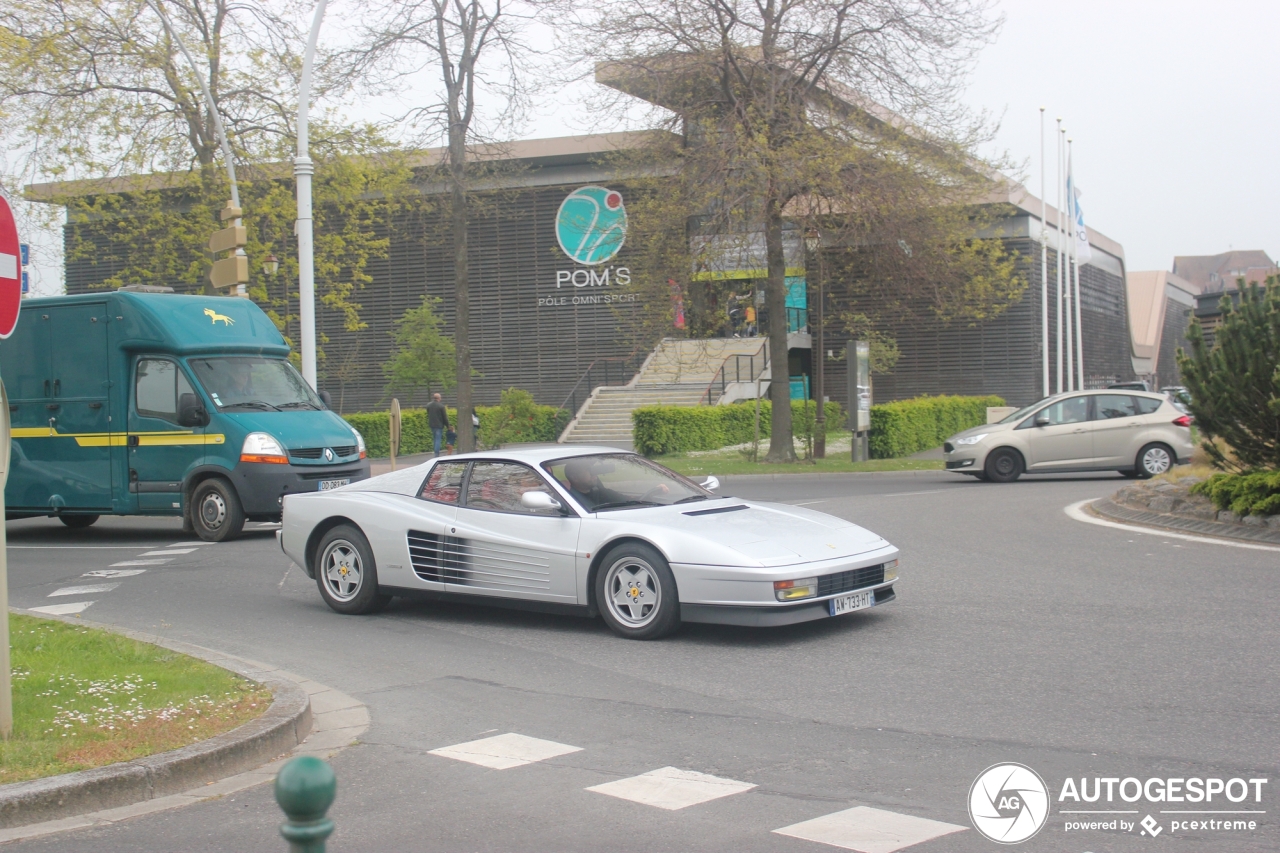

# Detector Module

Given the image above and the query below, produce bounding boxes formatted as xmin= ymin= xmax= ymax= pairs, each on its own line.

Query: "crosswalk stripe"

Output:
xmin=773 ymin=806 xmax=967 ymax=853
xmin=429 ymin=733 xmax=582 ymax=770
xmin=586 ymin=767 xmax=755 ymax=810
xmin=140 ymin=549 xmax=197 ymax=556
xmin=49 ymin=583 xmax=119 ymax=597
xmin=110 ymin=559 xmax=171 ymax=567
xmin=30 ymin=602 xmax=95 ymax=616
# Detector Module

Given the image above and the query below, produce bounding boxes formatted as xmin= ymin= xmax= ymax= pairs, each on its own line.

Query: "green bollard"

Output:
xmin=275 ymin=755 xmax=336 ymax=853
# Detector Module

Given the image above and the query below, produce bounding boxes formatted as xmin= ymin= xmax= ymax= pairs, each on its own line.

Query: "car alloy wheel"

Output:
xmin=1138 ymin=443 xmax=1173 ymax=478
xmin=320 ymin=539 xmax=364 ymax=602
xmin=604 ymin=555 xmax=662 ymax=629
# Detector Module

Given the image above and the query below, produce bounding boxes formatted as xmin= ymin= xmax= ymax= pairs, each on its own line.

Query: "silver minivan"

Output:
xmin=942 ymin=390 xmax=1195 ymax=482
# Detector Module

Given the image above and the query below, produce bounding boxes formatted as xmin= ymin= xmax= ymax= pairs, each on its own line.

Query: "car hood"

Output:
xmin=948 ymin=420 xmax=1013 ymax=443
xmin=612 ymin=499 xmax=891 ymax=566
xmin=218 ymin=409 xmax=360 ymax=450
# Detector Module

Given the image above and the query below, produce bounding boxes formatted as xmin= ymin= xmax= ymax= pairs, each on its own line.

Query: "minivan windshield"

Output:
xmin=543 ymin=453 xmax=712 ymax=512
xmin=997 ymin=396 xmax=1062 ymax=425
xmin=189 ymin=357 xmax=322 ymax=412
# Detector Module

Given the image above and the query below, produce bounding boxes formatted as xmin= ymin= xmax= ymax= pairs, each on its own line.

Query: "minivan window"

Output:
xmin=190 ymin=357 xmax=321 ymax=412
xmin=1134 ymin=396 xmax=1163 ymax=415
xmin=136 ymin=359 xmax=195 ymax=422
xmin=1017 ymin=395 xmax=1089 ymax=429
xmin=1094 ymin=394 xmax=1139 ymax=420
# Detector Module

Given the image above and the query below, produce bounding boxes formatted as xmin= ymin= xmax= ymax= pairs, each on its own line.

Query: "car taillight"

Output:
xmin=1172 ymin=415 xmax=1193 ymax=427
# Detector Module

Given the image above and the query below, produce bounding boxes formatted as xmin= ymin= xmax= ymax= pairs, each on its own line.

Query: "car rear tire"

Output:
xmin=313 ymin=524 xmax=391 ymax=615
xmin=191 ymin=478 xmax=246 ymax=542
xmin=595 ymin=542 xmax=680 ymax=640
xmin=1135 ymin=443 xmax=1174 ymax=479
xmin=984 ymin=448 xmax=1024 ymax=483
xmin=59 ymin=514 xmax=99 ymax=529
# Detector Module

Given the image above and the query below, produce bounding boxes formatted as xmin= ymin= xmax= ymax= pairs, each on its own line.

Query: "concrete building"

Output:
xmin=1124 ymin=271 xmax=1197 ymax=389
xmin=1173 ymin=250 xmax=1276 ymax=293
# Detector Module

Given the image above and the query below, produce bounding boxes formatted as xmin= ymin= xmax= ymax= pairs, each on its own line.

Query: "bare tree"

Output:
xmin=351 ymin=0 xmax=543 ymax=452
xmin=571 ymin=0 xmax=1002 ymax=461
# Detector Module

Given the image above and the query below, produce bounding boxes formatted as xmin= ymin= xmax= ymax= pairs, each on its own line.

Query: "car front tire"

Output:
xmin=595 ymin=542 xmax=680 ymax=640
xmin=1135 ymin=443 xmax=1174 ymax=479
xmin=191 ymin=478 xmax=246 ymax=542
xmin=313 ymin=524 xmax=391 ymax=615
xmin=984 ymin=448 xmax=1024 ymax=483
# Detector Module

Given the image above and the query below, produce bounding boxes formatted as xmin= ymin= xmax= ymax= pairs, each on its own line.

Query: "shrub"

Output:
xmin=632 ymin=401 xmax=845 ymax=456
xmin=1190 ymin=471 xmax=1280 ymax=517
xmin=868 ymin=394 xmax=1005 ymax=458
xmin=345 ymin=394 xmax=568 ymax=457
xmin=1177 ymin=279 xmax=1280 ymax=471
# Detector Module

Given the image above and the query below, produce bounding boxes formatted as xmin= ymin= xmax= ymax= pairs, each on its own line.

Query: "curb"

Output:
xmin=0 ymin=614 xmax=369 ymax=842
xmin=717 ymin=469 xmax=944 ymax=483
xmin=1090 ymin=498 xmax=1280 ymax=545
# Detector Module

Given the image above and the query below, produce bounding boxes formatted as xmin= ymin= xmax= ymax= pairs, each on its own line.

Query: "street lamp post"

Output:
xmin=295 ymin=0 xmax=328 ymax=391
xmin=804 ymin=227 xmax=825 ymax=460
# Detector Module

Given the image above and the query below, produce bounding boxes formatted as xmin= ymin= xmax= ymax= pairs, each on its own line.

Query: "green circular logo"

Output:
xmin=556 ymin=186 xmax=627 ymax=266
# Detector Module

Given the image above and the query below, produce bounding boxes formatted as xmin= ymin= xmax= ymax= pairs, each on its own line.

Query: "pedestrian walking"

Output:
xmin=427 ymin=393 xmax=450 ymax=457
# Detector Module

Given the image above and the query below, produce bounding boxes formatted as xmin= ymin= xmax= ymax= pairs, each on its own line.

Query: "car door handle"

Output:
xmin=88 ymin=402 xmax=102 ymax=409
xmin=128 ymin=435 xmax=140 ymax=447
xmin=45 ymin=403 xmax=60 ymax=411
xmin=53 ymin=379 xmax=60 ymax=397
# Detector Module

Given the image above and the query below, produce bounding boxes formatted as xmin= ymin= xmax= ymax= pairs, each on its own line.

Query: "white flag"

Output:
xmin=1067 ymin=159 xmax=1092 ymax=263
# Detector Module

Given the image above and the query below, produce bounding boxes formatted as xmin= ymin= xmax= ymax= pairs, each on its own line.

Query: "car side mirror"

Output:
xmin=520 ymin=491 xmax=563 ymax=512
xmin=1034 ymin=414 xmax=1051 ymax=427
xmin=177 ymin=392 xmax=209 ymax=427
xmin=700 ymin=475 xmax=720 ymax=491
xmin=318 ymin=389 xmax=333 ymax=410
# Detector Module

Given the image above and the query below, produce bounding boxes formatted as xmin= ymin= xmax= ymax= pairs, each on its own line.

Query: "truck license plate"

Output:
xmin=829 ymin=589 xmax=875 ymax=617
xmin=318 ymin=478 xmax=350 ymax=491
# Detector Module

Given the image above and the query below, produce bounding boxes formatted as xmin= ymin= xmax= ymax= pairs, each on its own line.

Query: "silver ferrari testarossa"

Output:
xmin=278 ymin=446 xmax=899 ymax=639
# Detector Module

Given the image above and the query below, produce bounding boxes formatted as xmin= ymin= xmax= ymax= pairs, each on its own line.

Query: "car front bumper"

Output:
xmin=232 ymin=458 xmax=371 ymax=517
xmin=681 ymin=583 xmax=897 ymax=626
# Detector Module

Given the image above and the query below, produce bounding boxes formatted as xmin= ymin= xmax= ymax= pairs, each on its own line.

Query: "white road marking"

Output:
xmin=428 ymin=733 xmax=582 ymax=770
xmin=140 ymin=548 xmax=198 ymax=556
xmin=168 ymin=542 xmax=209 ymax=547
xmin=773 ymin=806 xmax=966 ymax=853
xmin=83 ymin=569 xmax=147 ymax=578
xmin=50 ymin=583 xmax=120 ymax=597
xmin=278 ymin=565 xmax=291 ymax=590
xmin=1065 ymin=499 xmax=1280 ymax=552
xmin=787 ymin=499 xmax=829 ymax=506
xmin=880 ymin=489 xmax=949 ymax=497
xmin=8 ymin=546 xmax=155 ymax=550
xmin=586 ymin=767 xmax=756 ymax=810
xmin=110 ymin=559 xmax=171 ymax=567
xmin=29 ymin=602 xmax=95 ymax=616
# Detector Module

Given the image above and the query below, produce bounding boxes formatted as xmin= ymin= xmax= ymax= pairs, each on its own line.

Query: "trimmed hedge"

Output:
xmin=633 ymin=401 xmax=846 ymax=456
xmin=868 ymin=394 xmax=1005 ymax=458
xmin=1191 ymin=471 xmax=1280 ymax=517
xmin=345 ymin=400 xmax=569 ymax=458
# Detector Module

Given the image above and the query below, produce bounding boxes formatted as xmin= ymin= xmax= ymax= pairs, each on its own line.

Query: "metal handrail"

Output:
xmin=700 ymin=340 xmax=769 ymax=405
xmin=558 ymin=351 xmax=645 ymax=417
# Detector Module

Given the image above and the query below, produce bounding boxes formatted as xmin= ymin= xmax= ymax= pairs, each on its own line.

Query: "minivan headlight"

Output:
xmin=352 ymin=429 xmax=367 ymax=459
xmin=953 ymin=433 xmax=988 ymax=446
xmin=774 ymin=577 xmax=818 ymax=601
xmin=241 ymin=432 xmax=288 ymax=464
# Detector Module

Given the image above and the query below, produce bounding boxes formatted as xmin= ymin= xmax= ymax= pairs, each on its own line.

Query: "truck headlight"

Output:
xmin=883 ymin=558 xmax=899 ymax=582
xmin=352 ymin=429 xmax=366 ymax=459
xmin=241 ymin=432 xmax=289 ymax=464
xmin=774 ymin=577 xmax=818 ymax=601
xmin=953 ymin=433 xmax=988 ymax=446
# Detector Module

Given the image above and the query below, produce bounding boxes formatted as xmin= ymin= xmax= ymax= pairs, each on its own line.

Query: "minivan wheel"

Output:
xmin=191 ymin=478 xmax=246 ymax=542
xmin=595 ymin=542 xmax=680 ymax=640
xmin=59 ymin=514 xmax=99 ymax=529
xmin=1135 ymin=443 xmax=1174 ymax=479
xmin=984 ymin=448 xmax=1024 ymax=483
xmin=313 ymin=525 xmax=391 ymax=615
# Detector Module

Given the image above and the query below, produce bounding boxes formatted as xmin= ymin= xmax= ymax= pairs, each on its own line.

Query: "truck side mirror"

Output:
xmin=318 ymin=389 xmax=333 ymax=410
xmin=177 ymin=392 xmax=209 ymax=427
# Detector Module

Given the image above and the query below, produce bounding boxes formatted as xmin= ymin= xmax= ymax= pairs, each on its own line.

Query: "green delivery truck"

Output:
xmin=0 ymin=289 xmax=370 ymax=540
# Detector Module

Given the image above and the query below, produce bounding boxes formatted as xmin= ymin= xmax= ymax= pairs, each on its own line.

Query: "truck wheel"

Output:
xmin=60 ymin=515 xmax=99 ymax=529
xmin=191 ymin=478 xmax=246 ymax=542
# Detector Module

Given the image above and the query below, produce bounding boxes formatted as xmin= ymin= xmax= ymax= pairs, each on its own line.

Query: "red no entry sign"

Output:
xmin=0 ymin=195 xmax=20 ymax=339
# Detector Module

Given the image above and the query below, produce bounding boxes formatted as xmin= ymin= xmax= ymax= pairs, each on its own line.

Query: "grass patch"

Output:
xmin=0 ymin=615 xmax=272 ymax=785
xmin=657 ymin=453 xmax=942 ymax=477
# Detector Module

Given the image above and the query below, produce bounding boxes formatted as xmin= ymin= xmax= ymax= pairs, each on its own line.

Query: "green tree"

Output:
xmin=1177 ymin=279 xmax=1280 ymax=472
xmin=383 ymin=296 xmax=458 ymax=400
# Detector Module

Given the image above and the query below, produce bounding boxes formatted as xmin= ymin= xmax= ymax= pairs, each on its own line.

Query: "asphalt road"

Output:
xmin=3 ymin=470 xmax=1277 ymax=852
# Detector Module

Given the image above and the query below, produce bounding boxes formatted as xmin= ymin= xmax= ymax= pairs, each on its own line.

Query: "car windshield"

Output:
xmin=543 ymin=453 xmax=712 ymax=512
xmin=189 ymin=357 xmax=322 ymax=412
xmin=997 ymin=397 xmax=1061 ymax=425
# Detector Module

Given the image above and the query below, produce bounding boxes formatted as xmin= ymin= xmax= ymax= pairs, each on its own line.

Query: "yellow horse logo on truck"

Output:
xmin=204 ymin=308 xmax=235 ymax=326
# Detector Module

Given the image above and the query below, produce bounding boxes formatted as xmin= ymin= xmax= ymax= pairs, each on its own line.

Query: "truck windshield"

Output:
xmin=189 ymin=357 xmax=322 ymax=412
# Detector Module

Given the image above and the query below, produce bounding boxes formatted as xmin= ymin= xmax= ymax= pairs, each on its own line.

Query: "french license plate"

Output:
xmin=829 ymin=589 xmax=875 ymax=616
xmin=318 ymin=478 xmax=350 ymax=491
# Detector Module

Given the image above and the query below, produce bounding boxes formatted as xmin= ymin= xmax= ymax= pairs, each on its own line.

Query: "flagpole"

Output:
xmin=1072 ymin=141 xmax=1086 ymax=390
xmin=1055 ymin=118 xmax=1064 ymax=395
xmin=1064 ymin=134 xmax=1075 ymax=392
xmin=1040 ymin=108 xmax=1049 ymax=399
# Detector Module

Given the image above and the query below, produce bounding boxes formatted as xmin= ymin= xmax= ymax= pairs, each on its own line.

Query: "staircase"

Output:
xmin=560 ymin=338 xmax=769 ymax=448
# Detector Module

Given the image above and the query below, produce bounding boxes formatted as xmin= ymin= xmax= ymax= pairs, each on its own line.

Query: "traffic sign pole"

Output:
xmin=0 ymin=194 xmax=18 ymax=739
